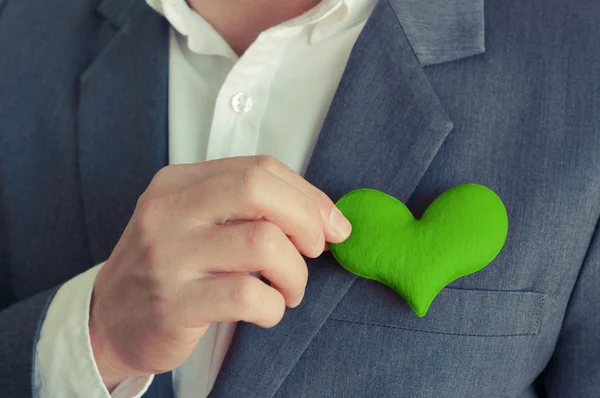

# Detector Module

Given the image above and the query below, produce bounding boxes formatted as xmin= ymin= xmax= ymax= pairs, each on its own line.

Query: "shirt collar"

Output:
xmin=282 ymin=0 xmax=347 ymax=28
xmin=146 ymin=0 xmax=353 ymax=56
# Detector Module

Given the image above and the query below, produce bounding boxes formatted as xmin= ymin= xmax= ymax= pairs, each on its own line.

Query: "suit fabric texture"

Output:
xmin=0 ymin=0 xmax=599 ymax=396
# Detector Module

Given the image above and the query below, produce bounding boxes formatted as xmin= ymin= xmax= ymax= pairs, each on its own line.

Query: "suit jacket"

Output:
xmin=0 ymin=0 xmax=599 ymax=396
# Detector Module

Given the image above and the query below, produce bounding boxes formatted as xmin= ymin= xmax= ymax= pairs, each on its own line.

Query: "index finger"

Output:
xmin=152 ymin=156 xmax=352 ymax=243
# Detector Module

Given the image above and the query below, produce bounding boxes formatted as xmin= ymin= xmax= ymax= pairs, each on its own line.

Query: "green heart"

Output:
xmin=329 ymin=184 xmax=508 ymax=317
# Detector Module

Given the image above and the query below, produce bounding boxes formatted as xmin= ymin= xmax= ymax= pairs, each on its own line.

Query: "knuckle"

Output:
xmin=141 ymin=237 xmax=165 ymax=269
xmin=241 ymin=155 xmax=280 ymax=195
xmin=230 ymin=277 xmax=259 ymax=311
xmin=306 ymin=199 xmax=322 ymax=225
xmin=148 ymin=290 xmax=173 ymax=328
xmin=246 ymin=222 xmax=279 ymax=259
xmin=134 ymin=198 xmax=159 ymax=235
xmin=254 ymin=155 xmax=280 ymax=171
xmin=302 ymin=200 xmax=324 ymax=248
xmin=134 ymin=194 xmax=176 ymax=235
xmin=152 ymin=165 xmax=172 ymax=184
xmin=241 ymin=163 xmax=264 ymax=199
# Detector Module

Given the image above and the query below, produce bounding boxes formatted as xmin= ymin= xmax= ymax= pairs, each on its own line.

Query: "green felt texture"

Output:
xmin=329 ymin=184 xmax=508 ymax=318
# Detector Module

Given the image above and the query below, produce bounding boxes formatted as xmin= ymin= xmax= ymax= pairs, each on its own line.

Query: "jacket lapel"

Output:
xmin=78 ymin=0 xmax=170 ymax=263
xmin=211 ymin=0 xmax=484 ymax=396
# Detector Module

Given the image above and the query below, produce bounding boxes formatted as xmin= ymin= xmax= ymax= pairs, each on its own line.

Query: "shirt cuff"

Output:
xmin=34 ymin=263 xmax=154 ymax=398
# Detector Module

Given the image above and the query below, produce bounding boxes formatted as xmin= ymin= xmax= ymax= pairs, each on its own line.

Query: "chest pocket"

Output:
xmin=276 ymin=279 xmax=547 ymax=397
xmin=329 ymin=279 xmax=546 ymax=337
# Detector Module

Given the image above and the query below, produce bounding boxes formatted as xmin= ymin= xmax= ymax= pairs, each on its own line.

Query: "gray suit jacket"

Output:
xmin=0 ymin=0 xmax=599 ymax=396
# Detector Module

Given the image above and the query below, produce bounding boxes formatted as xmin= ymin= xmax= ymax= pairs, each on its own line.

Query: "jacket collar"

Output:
xmin=389 ymin=0 xmax=485 ymax=65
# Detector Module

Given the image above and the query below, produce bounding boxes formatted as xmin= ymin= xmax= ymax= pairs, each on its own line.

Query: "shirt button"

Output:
xmin=231 ymin=93 xmax=253 ymax=113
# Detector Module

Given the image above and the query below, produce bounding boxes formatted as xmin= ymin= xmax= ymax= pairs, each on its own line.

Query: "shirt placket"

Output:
xmin=205 ymin=27 xmax=301 ymax=161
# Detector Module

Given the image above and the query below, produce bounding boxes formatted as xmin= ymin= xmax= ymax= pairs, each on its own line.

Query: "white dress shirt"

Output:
xmin=34 ymin=0 xmax=377 ymax=396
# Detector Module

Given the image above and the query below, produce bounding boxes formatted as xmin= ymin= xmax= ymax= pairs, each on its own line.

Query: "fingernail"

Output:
xmin=329 ymin=207 xmax=352 ymax=240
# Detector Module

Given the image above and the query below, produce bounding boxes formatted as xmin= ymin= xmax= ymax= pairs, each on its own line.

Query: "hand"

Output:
xmin=89 ymin=156 xmax=352 ymax=389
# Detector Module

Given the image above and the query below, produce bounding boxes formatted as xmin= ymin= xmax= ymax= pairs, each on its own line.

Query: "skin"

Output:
xmin=90 ymin=155 xmax=352 ymax=389
xmin=186 ymin=0 xmax=323 ymax=54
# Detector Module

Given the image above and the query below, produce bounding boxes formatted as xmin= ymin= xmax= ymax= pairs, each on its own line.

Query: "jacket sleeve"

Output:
xmin=0 ymin=287 xmax=58 ymax=397
xmin=541 ymin=218 xmax=600 ymax=396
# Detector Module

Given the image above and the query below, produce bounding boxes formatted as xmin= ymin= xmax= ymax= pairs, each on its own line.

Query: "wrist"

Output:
xmin=89 ymin=321 xmax=129 ymax=391
xmin=89 ymin=296 xmax=129 ymax=391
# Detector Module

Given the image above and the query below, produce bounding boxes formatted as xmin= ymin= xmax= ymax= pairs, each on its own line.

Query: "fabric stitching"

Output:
xmin=327 ymin=317 xmax=539 ymax=337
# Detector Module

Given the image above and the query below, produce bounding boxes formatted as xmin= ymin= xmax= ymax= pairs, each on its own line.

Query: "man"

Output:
xmin=0 ymin=0 xmax=598 ymax=396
